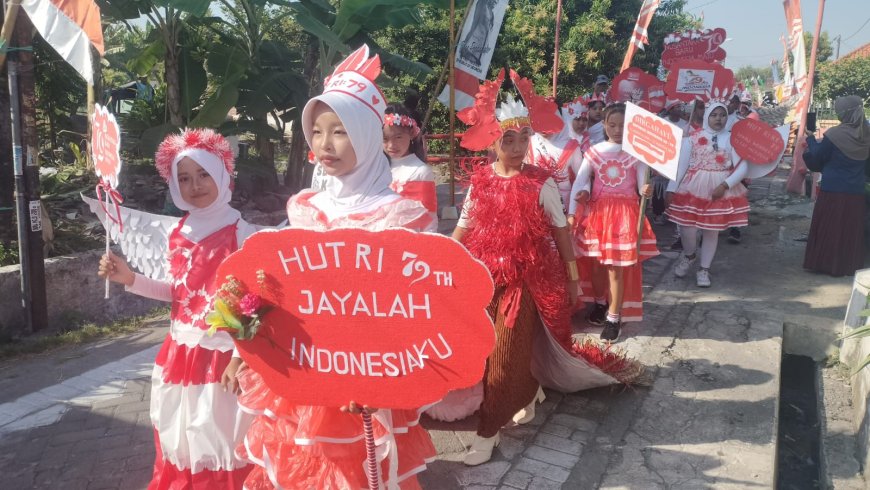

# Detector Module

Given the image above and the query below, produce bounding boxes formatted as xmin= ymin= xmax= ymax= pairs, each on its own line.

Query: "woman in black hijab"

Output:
xmin=803 ymin=95 xmax=870 ymax=276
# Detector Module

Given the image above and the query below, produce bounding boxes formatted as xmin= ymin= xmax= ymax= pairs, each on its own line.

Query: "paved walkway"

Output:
xmin=0 ymin=171 xmax=856 ymax=489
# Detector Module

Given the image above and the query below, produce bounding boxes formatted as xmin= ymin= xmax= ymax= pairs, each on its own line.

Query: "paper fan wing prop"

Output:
xmin=509 ymin=69 xmax=563 ymax=135
xmin=458 ymin=69 xmax=505 ymax=151
xmin=82 ymin=194 xmax=180 ymax=281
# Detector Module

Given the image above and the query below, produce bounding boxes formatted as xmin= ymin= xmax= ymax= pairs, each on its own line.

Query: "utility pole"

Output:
xmin=8 ymin=11 xmax=47 ymax=332
xmin=833 ymin=34 xmax=841 ymax=59
xmin=0 ymin=3 xmax=14 ymax=244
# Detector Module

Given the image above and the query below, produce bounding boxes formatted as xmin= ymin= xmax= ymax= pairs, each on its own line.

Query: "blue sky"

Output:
xmin=681 ymin=0 xmax=870 ymax=69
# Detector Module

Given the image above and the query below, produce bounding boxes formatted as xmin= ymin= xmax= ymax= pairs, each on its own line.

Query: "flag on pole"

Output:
xmin=782 ymin=0 xmax=807 ymax=108
xmin=439 ymin=0 xmax=509 ymax=110
xmin=620 ymin=0 xmax=661 ymax=72
xmin=19 ymin=0 xmax=104 ymax=84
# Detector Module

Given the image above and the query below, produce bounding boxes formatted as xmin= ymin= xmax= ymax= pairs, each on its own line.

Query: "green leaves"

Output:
xmin=816 ymin=57 xmax=870 ymax=108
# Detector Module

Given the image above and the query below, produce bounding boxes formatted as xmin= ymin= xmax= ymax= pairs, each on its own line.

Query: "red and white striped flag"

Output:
xmin=620 ymin=0 xmax=661 ymax=72
xmin=20 ymin=0 xmax=104 ymax=84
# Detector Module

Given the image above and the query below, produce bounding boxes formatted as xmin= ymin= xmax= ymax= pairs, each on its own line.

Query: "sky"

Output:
xmin=681 ymin=0 xmax=870 ymax=69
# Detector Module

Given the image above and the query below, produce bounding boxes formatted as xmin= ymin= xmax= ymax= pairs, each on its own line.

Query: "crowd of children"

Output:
xmin=98 ymin=45 xmax=767 ymax=487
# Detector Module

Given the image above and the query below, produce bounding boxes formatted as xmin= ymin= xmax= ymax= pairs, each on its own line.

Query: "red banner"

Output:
xmin=661 ymin=28 xmax=727 ymax=69
xmin=610 ymin=68 xmax=666 ymax=113
xmin=217 ymin=228 xmax=496 ymax=409
xmin=731 ymin=119 xmax=786 ymax=164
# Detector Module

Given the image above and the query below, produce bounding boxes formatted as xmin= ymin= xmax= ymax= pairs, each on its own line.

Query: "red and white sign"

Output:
xmin=732 ymin=119 xmax=786 ymax=164
xmin=623 ymin=102 xmax=682 ymax=180
xmin=664 ymin=60 xmax=734 ymax=103
xmin=661 ymin=28 xmax=727 ymax=69
xmin=219 ymin=228 xmax=496 ymax=409
xmin=91 ymin=104 xmax=122 ymax=188
xmin=610 ymin=68 xmax=666 ymax=113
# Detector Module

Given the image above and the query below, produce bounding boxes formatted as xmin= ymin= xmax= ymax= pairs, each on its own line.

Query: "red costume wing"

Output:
xmin=509 ymin=70 xmax=564 ymax=135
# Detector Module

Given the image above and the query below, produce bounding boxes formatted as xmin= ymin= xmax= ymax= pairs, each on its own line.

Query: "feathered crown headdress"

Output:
xmin=585 ymin=91 xmax=608 ymax=107
xmin=704 ymin=86 xmax=733 ymax=106
xmin=155 ymin=128 xmax=234 ymax=183
xmin=563 ymin=96 xmax=588 ymax=119
xmin=322 ymin=45 xmax=386 ymax=121
xmin=458 ymin=68 xmax=564 ymax=151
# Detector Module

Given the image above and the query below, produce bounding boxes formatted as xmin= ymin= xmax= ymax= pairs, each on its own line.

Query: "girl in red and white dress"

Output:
xmin=528 ymin=105 xmax=584 ymax=211
xmin=666 ymin=101 xmax=749 ymax=288
xmin=383 ymin=102 xmax=438 ymax=216
xmin=569 ymin=104 xmax=657 ymax=342
xmin=99 ymin=129 xmax=256 ymax=489
xmin=234 ymin=45 xmax=437 ymax=490
xmin=564 ymin=96 xmax=592 ymax=155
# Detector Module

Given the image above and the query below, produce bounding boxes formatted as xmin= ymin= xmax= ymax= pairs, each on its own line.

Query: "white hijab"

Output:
xmin=168 ymin=148 xmax=241 ymax=242
xmin=702 ymin=101 xmax=729 ymax=137
xmin=302 ymin=91 xmax=399 ymax=221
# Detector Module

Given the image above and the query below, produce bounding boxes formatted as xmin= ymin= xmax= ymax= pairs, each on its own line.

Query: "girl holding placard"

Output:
xmin=568 ymin=103 xmax=657 ymax=341
xmin=98 ymin=128 xmax=257 ymax=489
xmin=666 ymin=101 xmax=750 ymax=287
xmin=232 ymin=46 xmax=438 ymax=489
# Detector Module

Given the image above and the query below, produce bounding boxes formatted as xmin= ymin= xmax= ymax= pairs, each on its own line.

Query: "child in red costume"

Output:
xmin=99 ymin=129 xmax=256 ymax=489
xmin=233 ymin=46 xmax=437 ymax=490
xmin=452 ymin=70 xmax=644 ymax=467
xmin=569 ymin=104 xmax=658 ymax=341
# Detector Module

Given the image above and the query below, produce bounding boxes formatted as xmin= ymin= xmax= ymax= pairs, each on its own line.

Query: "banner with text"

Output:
xmin=623 ymin=102 xmax=682 ymax=181
xmin=216 ymin=228 xmax=497 ymax=409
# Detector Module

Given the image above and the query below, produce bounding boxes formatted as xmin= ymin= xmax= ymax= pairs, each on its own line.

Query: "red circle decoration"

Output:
xmin=661 ymin=28 xmax=728 ymax=70
xmin=217 ymin=227 xmax=496 ymax=409
xmin=731 ymin=119 xmax=785 ymax=164
xmin=91 ymin=104 xmax=122 ymax=188
xmin=610 ymin=68 xmax=666 ymax=113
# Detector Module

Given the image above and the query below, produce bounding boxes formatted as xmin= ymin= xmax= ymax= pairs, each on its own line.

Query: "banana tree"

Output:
xmin=98 ymin=0 xmax=211 ymax=127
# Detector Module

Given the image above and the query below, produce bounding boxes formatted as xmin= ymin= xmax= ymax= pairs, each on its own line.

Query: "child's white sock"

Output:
xmin=606 ymin=312 xmax=620 ymax=323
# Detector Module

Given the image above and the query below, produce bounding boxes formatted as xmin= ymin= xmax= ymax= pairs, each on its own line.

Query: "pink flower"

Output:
xmin=697 ymin=136 xmax=708 ymax=146
xmin=715 ymin=154 xmax=726 ymax=164
xmin=240 ymin=293 xmax=262 ymax=316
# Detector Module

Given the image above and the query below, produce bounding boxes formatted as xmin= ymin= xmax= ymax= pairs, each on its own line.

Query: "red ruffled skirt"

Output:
xmin=236 ymin=369 xmax=436 ymax=489
xmin=574 ymin=195 xmax=658 ymax=266
xmin=667 ymin=168 xmax=749 ymax=230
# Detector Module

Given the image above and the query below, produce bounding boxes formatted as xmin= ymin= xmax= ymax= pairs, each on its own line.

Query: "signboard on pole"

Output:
xmin=661 ymin=28 xmax=727 ymax=69
xmin=213 ymin=228 xmax=497 ymax=409
xmin=623 ymin=102 xmax=682 ymax=180
xmin=610 ymin=67 xmax=666 ymax=113
xmin=664 ymin=60 xmax=734 ymax=103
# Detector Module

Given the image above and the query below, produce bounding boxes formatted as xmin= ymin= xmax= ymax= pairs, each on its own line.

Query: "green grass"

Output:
xmin=0 ymin=307 xmax=169 ymax=361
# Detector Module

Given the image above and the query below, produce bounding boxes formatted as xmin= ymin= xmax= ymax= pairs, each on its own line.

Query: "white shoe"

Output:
xmin=674 ymin=254 xmax=697 ymax=278
xmin=696 ymin=268 xmax=711 ymax=287
xmin=464 ymin=433 xmax=501 ymax=466
xmin=512 ymin=387 xmax=546 ymax=424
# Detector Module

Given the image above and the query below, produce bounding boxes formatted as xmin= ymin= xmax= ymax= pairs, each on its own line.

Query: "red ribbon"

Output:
xmin=499 ymin=285 xmax=524 ymax=329
xmin=96 ymin=181 xmax=124 ymax=233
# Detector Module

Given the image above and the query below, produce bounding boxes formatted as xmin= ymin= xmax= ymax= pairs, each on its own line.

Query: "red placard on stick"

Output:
xmin=610 ymin=68 xmax=666 ymax=113
xmin=664 ymin=60 xmax=734 ymax=103
xmin=623 ymin=102 xmax=683 ymax=181
xmin=731 ymin=119 xmax=785 ymax=164
xmin=661 ymin=28 xmax=727 ymax=70
xmin=216 ymin=228 xmax=496 ymax=410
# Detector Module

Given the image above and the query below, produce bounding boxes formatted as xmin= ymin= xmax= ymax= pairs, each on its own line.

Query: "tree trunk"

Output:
xmin=162 ymin=13 xmax=183 ymax=128
xmin=284 ymin=38 xmax=320 ymax=192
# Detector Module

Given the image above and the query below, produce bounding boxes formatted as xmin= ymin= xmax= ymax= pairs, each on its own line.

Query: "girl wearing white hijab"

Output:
xmin=233 ymin=45 xmax=437 ymax=490
xmin=99 ymin=128 xmax=257 ymax=489
xmin=666 ymin=101 xmax=750 ymax=287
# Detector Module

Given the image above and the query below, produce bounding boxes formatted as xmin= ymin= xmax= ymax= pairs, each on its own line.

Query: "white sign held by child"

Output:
xmin=622 ymin=102 xmax=683 ymax=181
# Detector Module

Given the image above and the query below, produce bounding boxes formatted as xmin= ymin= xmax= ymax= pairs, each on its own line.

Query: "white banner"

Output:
xmin=623 ymin=102 xmax=683 ymax=181
xmin=439 ymin=0 xmax=510 ymax=110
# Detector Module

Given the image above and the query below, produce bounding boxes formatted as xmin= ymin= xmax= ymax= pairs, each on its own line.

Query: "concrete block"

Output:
xmin=456 ymin=461 xmax=510 ymax=486
xmin=502 ymin=470 xmax=533 ymax=489
xmin=523 ymin=444 xmax=580 ymax=469
xmin=533 ymin=432 xmax=585 ymax=456
xmin=514 ymin=457 xmax=570 ymax=483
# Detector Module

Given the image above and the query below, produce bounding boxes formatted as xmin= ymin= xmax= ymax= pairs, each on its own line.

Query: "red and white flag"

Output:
xmin=439 ymin=0 xmax=509 ymax=110
xmin=620 ymin=0 xmax=661 ymax=72
xmin=20 ymin=0 xmax=104 ymax=84
xmin=782 ymin=0 xmax=807 ymax=108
